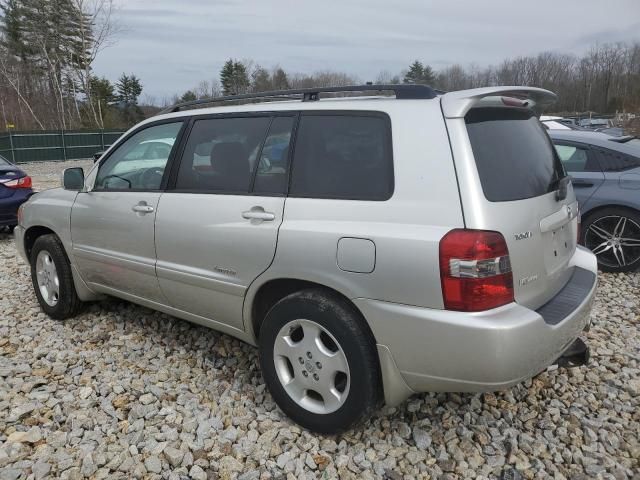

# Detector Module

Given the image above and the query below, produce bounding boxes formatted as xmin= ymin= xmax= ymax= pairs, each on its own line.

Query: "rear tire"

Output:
xmin=582 ymin=207 xmax=640 ymax=273
xmin=258 ymin=288 xmax=381 ymax=433
xmin=30 ymin=234 xmax=83 ymax=319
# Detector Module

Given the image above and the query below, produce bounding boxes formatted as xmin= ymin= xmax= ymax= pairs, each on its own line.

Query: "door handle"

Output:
xmin=572 ymin=180 xmax=593 ymax=188
xmin=132 ymin=204 xmax=154 ymax=214
xmin=242 ymin=207 xmax=275 ymax=221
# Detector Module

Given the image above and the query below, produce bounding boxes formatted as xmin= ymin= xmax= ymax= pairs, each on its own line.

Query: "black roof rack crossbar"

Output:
xmin=159 ymin=84 xmax=438 ymax=114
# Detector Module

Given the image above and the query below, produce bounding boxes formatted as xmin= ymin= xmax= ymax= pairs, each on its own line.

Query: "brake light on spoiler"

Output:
xmin=439 ymin=229 xmax=514 ymax=312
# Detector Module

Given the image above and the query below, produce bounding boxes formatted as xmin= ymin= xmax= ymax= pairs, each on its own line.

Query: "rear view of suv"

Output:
xmin=15 ymin=84 xmax=597 ymax=433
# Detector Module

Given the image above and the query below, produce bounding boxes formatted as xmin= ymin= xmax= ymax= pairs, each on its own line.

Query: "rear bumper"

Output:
xmin=356 ymin=246 xmax=597 ymax=397
xmin=0 ymin=190 xmax=32 ymax=226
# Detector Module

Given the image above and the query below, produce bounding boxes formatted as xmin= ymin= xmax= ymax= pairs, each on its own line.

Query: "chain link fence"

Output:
xmin=0 ymin=130 xmax=125 ymax=163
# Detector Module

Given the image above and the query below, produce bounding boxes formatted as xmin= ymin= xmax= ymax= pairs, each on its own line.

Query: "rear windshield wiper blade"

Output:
xmin=550 ymin=175 xmax=570 ymax=201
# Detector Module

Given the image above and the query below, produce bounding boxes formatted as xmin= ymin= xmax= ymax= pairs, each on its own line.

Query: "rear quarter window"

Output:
xmin=289 ymin=113 xmax=393 ymax=200
xmin=596 ymin=148 xmax=640 ymax=172
xmin=466 ymin=108 xmax=564 ymax=202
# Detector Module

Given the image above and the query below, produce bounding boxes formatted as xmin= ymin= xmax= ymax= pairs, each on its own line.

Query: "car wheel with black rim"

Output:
xmin=30 ymin=234 xmax=83 ymax=319
xmin=258 ymin=288 xmax=381 ymax=433
xmin=582 ymin=207 xmax=640 ymax=273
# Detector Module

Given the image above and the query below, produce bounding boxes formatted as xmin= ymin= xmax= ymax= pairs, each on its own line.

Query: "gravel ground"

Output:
xmin=0 ymin=161 xmax=639 ymax=480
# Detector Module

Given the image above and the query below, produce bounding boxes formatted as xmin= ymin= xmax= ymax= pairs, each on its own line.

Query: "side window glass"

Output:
xmin=175 ymin=117 xmax=271 ymax=193
xmin=95 ymin=122 xmax=182 ymax=190
xmin=252 ymin=116 xmax=295 ymax=194
xmin=554 ymin=145 xmax=589 ymax=172
xmin=289 ymin=114 xmax=393 ymax=200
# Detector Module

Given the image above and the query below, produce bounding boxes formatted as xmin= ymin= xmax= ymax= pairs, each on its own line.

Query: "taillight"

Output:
xmin=439 ymin=229 xmax=514 ymax=312
xmin=3 ymin=176 xmax=32 ymax=189
xmin=576 ymin=205 xmax=582 ymax=245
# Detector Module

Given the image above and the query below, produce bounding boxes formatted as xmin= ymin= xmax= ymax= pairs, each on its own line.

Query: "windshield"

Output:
xmin=466 ymin=107 xmax=565 ymax=202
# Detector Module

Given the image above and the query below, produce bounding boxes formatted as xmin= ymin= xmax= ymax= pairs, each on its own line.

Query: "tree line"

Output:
xmin=0 ymin=0 xmax=145 ymax=131
xmin=172 ymin=42 xmax=639 ymax=116
xmin=0 ymin=0 xmax=638 ymax=132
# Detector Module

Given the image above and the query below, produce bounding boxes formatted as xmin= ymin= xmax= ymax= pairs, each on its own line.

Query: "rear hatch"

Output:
xmin=442 ymin=88 xmax=578 ymax=309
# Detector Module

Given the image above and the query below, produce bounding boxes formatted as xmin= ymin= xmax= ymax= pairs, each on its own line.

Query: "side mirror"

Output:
xmin=62 ymin=167 xmax=85 ymax=191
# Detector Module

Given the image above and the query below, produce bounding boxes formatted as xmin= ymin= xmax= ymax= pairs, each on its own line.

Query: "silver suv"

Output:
xmin=15 ymin=85 xmax=597 ymax=433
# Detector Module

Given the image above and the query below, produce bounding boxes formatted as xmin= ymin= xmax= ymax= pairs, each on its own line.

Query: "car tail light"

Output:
xmin=3 ymin=176 xmax=32 ymax=189
xmin=576 ymin=205 xmax=582 ymax=245
xmin=439 ymin=229 xmax=514 ymax=312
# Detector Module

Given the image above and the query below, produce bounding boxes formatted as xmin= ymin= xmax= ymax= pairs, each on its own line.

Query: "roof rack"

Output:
xmin=159 ymin=84 xmax=439 ymax=114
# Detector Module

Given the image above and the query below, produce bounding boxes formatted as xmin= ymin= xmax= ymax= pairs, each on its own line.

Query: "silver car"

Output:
xmin=15 ymin=85 xmax=597 ymax=433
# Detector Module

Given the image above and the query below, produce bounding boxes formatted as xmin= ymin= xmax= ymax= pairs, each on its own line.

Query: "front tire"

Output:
xmin=30 ymin=234 xmax=83 ymax=319
xmin=582 ymin=207 xmax=640 ymax=273
xmin=258 ymin=289 xmax=381 ymax=433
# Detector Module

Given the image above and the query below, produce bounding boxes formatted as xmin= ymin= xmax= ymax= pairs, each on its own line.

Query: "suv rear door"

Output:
xmin=442 ymin=88 xmax=579 ymax=309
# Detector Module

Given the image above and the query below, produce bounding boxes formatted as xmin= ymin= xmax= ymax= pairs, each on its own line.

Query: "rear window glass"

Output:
xmin=289 ymin=114 xmax=393 ymax=200
xmin=466 ymin=108 xmax=564 ymax=202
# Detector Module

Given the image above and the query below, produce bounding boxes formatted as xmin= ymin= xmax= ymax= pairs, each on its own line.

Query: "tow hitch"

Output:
xmin=552 ymin=337 xmax=590 ymax=369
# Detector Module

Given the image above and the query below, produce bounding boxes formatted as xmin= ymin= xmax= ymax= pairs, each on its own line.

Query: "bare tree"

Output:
xmin=71 ymin=0 xmax=120 ymax=128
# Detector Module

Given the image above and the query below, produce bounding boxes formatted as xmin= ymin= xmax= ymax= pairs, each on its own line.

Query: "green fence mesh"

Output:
xmin=0 ymin=130 xmax=125 ymax=163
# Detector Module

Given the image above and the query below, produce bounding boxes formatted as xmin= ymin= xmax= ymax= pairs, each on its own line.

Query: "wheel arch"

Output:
xmin=23 ymin=224 xmax=103 ymax=302
xmin=23 ymin=225 xmax=57 ymax=259
xmin=246 ymin=276 xmax=414 ymax=407
xmin=247 ymin=277 xmax=375 ymax=343
xmin=581 ymin=203 xmax=640 ymax=223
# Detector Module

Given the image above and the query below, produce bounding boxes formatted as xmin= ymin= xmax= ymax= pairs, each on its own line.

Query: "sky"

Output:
xmin=93 ymin=0 xmax=640 ymax=102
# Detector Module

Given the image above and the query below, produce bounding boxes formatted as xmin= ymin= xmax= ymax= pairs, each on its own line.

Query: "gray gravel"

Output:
xmin=1 ymin=161 xmax=639 ymax=479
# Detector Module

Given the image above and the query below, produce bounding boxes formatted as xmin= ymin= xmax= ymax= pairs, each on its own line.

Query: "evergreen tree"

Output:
xmin=403 ymin=60 xmax=436 ymax=85
xmin=116 ymin=73 xmax=143 ymax=125
xmin=271 ymin=67 xmax=289 ymax=90
xmin=179 ymin=90 xmax=197 ymax=102
xmin=404 ymin=60 xmax=424 ymax=84
xmin=251 ymin=66 xmax=271 ymax=92
xmin=421 ymin=64 xmax=436 ymax=85
xmin=220 ymin=58 xmax=249 ymax=95
xmin=116 ymin=73 xmax=143 ymax=105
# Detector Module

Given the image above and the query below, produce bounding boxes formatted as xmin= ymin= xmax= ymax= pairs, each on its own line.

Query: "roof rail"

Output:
xmin=158 ymin=84 xmax=438 ymax=115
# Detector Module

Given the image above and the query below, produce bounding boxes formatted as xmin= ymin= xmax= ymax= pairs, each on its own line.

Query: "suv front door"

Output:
xmin=154 ymin=114 xmax=295 ymax=330
xmin=71 ymin=121 xmax=184 ymax=302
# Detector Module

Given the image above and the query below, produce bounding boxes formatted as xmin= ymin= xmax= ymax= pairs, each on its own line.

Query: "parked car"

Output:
xmin=539 ymin=116 xmax=585 ymax=131
xmin=549 ymin=130 xmax=640 ymax=272
xmin=0 ymin=154 xmax=33 ymax=231
xmin=579 ymin=118 xmax=613 ymax=129
xmin=15 ymin=85 xmax=597 ymax=433
xmin=540 ymin=115 xmax=571 ymax=130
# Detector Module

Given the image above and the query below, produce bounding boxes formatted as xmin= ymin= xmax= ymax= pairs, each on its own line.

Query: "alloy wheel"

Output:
xmin=273 ymin=319 xmax=350 ymax=414
xmin=584 ymin=215 xmax=640 ymax=269
xmin=35 ymin=250 xmax=60 ymax=306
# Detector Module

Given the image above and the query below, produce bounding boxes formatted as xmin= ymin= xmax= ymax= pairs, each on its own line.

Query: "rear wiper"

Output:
xmin=551 ymin=175 xmax=570 ymax=201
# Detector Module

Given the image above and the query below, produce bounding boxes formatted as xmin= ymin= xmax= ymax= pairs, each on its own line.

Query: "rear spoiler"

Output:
xmin=440 ymin=86 xmax=557 ymax=119
xmin=608 ymin=135 xmax=636 ymax=143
